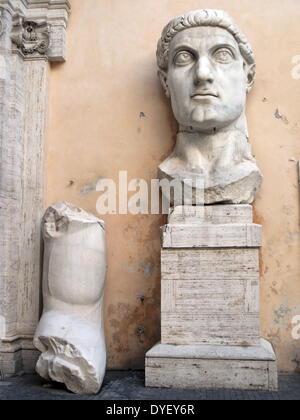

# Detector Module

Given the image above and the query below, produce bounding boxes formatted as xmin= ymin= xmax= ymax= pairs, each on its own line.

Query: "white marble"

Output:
xmin=157 ymin=9 xmax=262 ymax=204
xmin=34 ymin=203 xmax=107 ymax=395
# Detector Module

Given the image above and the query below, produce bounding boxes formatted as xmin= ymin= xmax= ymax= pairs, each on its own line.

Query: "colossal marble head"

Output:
xmin=157 ymin=10 xmax=262 ymax=205
xmin=157 ymin=9 xmax=256 ymax=133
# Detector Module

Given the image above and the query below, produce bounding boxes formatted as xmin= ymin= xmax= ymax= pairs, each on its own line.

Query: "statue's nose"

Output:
xmin=194 ymin=57 xmax=214 ymax=85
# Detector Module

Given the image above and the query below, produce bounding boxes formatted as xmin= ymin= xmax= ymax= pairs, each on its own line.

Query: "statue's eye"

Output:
xmin=174 ymin=51 xmax=194 ymax=66
xmin=213 ymin=49 xmax=234 ymax=63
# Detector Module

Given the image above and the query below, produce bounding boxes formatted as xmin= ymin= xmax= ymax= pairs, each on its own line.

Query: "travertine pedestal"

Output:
xmin=146 ymin=205 xmax=278 ymax=391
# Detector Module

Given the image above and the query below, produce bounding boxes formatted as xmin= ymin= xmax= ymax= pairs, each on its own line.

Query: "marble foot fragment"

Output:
xmin=34 ymin=202 xmax=107 ymax=395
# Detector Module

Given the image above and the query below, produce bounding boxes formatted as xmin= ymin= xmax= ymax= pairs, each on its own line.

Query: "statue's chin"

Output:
xmin=177 ymin=105 xmax=244 ymax=133
xmin=179 ymin=114 xmax=244 ymax=133
xmin=180 ymin=120 xmax=236 ymax=134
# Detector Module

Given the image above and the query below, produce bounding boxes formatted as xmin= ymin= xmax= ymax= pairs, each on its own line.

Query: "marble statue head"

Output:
xmin=157 ymin=9 xmax=256 ymax=133
xmin=157 ymin=9 xmax=262 ymax=205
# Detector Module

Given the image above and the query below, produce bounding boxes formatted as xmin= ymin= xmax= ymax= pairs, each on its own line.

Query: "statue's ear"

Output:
xmin=245 ymin=63 xmax=256 ymax=93
xmin=158 ymin=70 xmax=170 ymax=98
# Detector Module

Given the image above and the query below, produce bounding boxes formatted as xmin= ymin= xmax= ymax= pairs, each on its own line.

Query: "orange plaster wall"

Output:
xmin=46 ymin=0 xmax=300 ymax=372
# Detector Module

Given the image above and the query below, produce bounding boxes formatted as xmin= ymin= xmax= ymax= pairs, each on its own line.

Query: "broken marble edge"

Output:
xmin=43 ymin=201 xmax=105 ymax=229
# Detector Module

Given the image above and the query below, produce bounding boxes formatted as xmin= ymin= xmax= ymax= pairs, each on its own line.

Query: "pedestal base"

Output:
xmin=146 ymin=339 xmax=278 ymax=391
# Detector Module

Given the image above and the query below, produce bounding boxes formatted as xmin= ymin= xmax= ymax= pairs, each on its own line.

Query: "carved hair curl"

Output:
xmin=157 ymin=9 xmax=255 ymax=72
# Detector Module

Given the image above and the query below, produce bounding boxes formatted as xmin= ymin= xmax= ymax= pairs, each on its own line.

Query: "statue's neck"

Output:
xmin=174 ymin=114 xmax=251 ymax=172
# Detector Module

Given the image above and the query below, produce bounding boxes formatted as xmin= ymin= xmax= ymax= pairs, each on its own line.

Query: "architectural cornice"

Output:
xmin=0 ymin=0 xmax=70 ymax=14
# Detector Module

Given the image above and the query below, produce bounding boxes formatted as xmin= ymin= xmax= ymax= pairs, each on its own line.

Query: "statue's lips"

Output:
xmin=191 ymin=93 xmax=219 ymax=100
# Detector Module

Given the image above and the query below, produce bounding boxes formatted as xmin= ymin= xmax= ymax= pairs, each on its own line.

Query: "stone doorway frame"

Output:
xmin=0 ymin=0 xmax=70 ymax=375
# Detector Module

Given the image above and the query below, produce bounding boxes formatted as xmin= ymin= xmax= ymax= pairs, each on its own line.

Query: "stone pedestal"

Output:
xmin=146 ymin=205 xmax=278 ymax=391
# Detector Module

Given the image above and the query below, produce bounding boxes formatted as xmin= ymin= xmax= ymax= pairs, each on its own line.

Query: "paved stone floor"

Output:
xmin=0 ymin=372 xmax=299 ymax=400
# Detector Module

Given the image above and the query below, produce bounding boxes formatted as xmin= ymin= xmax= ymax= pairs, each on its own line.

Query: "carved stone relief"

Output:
xmin=11 ymin=16 xmax=50 ymax=57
